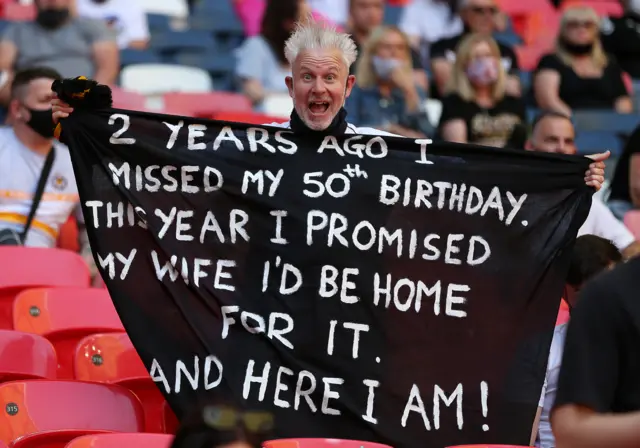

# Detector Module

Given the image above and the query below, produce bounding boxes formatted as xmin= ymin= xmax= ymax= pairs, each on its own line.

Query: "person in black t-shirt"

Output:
xmin=607 ymin=121 xmax=640 ymax=220
xmin=551 ymin=257 xmax=640 ymax=447
xmin=600 ymin=0 xmax=640 ymax=79
xmin=346 ymin=0 xmax=428 ymax=92
xmin=429 ymin=0 xmax=520 ymax=98
xmin=533 ymin=6 xmax=632 ymax=115
xmin=438 ymin=33 xmax=525 ymax=147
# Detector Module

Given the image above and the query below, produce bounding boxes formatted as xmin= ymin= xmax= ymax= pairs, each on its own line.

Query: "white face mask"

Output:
xmin=372 ymin=56 xmax=403 ymax=80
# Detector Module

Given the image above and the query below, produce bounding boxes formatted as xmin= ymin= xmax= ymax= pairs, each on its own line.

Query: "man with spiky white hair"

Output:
xmin=264 ymin=20 xmax=399 ymax=137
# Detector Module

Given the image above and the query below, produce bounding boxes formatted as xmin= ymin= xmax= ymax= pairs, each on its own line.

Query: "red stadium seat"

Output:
xmin=213 ymin=111 xmax=286 ymax=125
xmin=163 ymin=92 xmax=252 ymax=118
xmin=111 ymin=86 xmax=147 ymax=111
xmin=2 ymin=2 xmax=35 ymax=20
xmin=0 ymin=248 xmax=90 ymax=330
xmin=0 ymin=380 xmax=144 ymax=447
xmin=13 ymin=287 xmax=124 ymax=379
xmin=64 ymin=433 xmax=173 ymax=448
xmin=263 ymin=441 xmax=392 ymax=448
xmin=162 ymin=401 xmax=179 ymax=434
xmin=624 ymin=210 xmax=640 ymax=240
xmin=0 ymin=330 xmax=57 ymax=381
xmin=74 ymin=332 xmax=167 ymax=433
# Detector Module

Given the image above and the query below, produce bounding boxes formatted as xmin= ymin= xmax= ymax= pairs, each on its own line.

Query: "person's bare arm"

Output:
xmin=530 ymin=406 xmax=542 ymax=446
xmin=534 ymin=69 xmax=572 ymax=116
xmin=441 ymin=119 xmax=467 ymax=143
xmin=127 ymin=39 xmax=149 ymax=50
xmin=242 ymin=79 xmax=265 ymax=105
xmin=552 ymin=405 xmax=640 ymax=448
xmin=630 ymin=154 xmax=640 ymax=207
xmin=92 ymin=40 xmax=119 ymax=86
xmin=431 ymin=58 xmax=452 ymax=97
xmin=621 ymin=241 xmax=640 ymax=259
xmin=615 ymin=96 xmax=633 ymax=113
xmin=0 ymin=40 xmax=16 ymax=105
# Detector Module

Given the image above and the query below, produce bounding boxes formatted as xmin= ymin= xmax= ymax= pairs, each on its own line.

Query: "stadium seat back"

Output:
xmin=575 ymin=131 xmax=623 ymax=156
xmin=0 ymin=248 xmax=90 ymax=329
xmin=120 ymin=64 xmax=213 ymax=96
xmin=119 ymin=49 xmax=162 ymax=68
xmin=162 ymin=91 xmax=252 ymax=117
xmin=3 ymin=3 xmax=36 ymax=21
xmin=111 ymin=86 xmax=148 ymax=111
xmin=573 ymin=111 xmax=640 ymax=134
xmin=0 ymin=380 xmax=144 ymax=446
xmin=13 ymin=288 xmax=124 ymax=379
xmin=150 ymin=30 xmax=217 ymax=56
xmin=64 ymin=433 xmax=174 ymax=448
xmin=74 ymin=333 xmax=167 ymax=433
xmin=0 ymin=330 xmax=57 ymax=381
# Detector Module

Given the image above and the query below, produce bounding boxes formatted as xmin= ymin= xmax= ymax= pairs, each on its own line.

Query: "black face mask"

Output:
xmin=36 ymin=8 xmax=70 ymax=29
xmin=25 ymin=107 xmax=55 ymax=139
xmin=560 ymin=38 xmax=594 ymax=56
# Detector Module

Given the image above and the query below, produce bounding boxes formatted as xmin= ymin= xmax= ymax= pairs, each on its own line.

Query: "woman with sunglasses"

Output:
xmin=170 ymin=404 xmax=275 ymax=448
xmin=533 ymin=6 xmax=633 ymax=116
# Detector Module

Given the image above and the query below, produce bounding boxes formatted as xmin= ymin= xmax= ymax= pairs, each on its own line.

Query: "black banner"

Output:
xmin=59 ymin=109 xmax=591 ymax=447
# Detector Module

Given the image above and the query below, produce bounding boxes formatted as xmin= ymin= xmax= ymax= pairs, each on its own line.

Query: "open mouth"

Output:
xmin=309 ymin=101 xmax=330 ymax=114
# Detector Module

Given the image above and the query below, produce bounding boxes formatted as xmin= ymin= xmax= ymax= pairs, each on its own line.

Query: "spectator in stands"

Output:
xmin=346 ymin=25 xmax=433 ymax=137
xmin=348 ymin=0 xmax=428 ymax=91
xmin=608 ymin=122 xmax=640 ymax=220
xmin=170 ymin=404 xmax=274 ymax=448
xmin=429 ymin=0 xmax=520 ymax=98
xmin=0 ymin=68 xmax=96 ymax=274
xmin=399 ymin=0 xmax=463 ymax=64
xmin=551 ymin=257 xmax=640 ymax=447
xmin=533 ymin=235 xmax=622 ymax=448
xmin=234 ymin=0 xmax=337 ymax=38
xmin=0 ymin=0 xmax=119 ymax=105
xmin=235 ymin=0 xmax=306 ymax=110
xmin=525 ymin=110 xmax=640 ymax=259
xmin=438 ymin=33 xmax=526 ymax=147
xmin=600 ymin=0 xmax=640 ymax=80
xmin=76 ymin=0 xmax=150 ymax=50
xmin=533 ymin=6 xmax=632 ymax=116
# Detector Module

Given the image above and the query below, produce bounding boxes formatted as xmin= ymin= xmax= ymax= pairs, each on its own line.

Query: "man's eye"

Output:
xmin=303 ymin=74 xmax=312 ymax=80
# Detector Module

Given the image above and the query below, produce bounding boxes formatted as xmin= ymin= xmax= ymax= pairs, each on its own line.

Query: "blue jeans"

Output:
xmin=608 ymin=199 xmax=636 ymax=220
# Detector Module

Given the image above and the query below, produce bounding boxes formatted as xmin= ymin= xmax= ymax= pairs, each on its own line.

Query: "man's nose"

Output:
xmin=311 ymin=78 xmax=326 ymax=93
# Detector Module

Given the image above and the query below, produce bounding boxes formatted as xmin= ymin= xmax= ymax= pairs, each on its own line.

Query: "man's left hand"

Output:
xmin=584 ymin=151 xmax=610 ymax=191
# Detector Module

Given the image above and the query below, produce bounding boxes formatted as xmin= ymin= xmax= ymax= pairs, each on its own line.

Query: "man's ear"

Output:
xmin=345 ymin=74 xmax=356 ymax=98
xmin=285 ymin=76 xmax=294 ymax=98
xmin=8 ymin=98 xmax=22 ymax=120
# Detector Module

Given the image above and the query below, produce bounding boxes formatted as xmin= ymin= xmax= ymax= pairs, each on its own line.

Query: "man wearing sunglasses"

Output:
xmin=429 ymin=0 xmax=521 ymax=98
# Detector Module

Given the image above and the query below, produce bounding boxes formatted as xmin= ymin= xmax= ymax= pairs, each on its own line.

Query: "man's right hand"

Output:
xmin=52 ymin=94 xmax=74 ymax=124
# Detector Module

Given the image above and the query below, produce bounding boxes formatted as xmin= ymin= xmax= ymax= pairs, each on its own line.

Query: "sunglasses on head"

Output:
xmin=470 ymin=6 xmax=498 ymax=15
xmin=202 ymin=406 xmax=275 ymax=433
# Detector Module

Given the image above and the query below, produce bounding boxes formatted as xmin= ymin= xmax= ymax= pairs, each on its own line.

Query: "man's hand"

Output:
xmin=52 ymin=94 xmax=74 ymax=124
xmin=584 ymin=151 xmax=610 ymax=191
